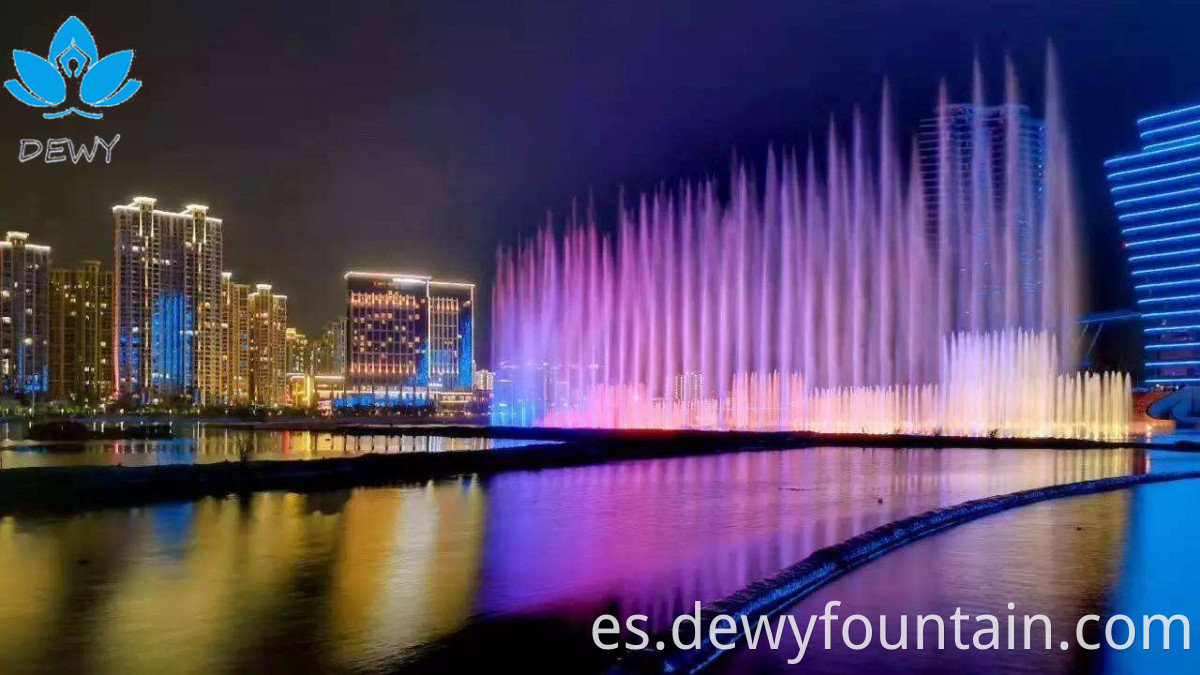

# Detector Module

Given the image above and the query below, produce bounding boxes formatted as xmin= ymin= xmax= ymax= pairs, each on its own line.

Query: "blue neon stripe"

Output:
xmin=1106 ymin=140 xmax=1200 ymax=167
xmin=1129 ymin=247 xmax=1200 ymax=262
xmin=1114 ymin=185 xmax=1200 ymax=207
xmin=1133 ymin=262 xmax=1200 ymax=276
xmin=1145 ymin=134 xmax=1200 ymax=152
xmin=1136 ymin=277 xmax=1200 ymax=290
xmin=1118 ymin=201 xmax=1200 ymax=221
xmin=1111 ymin=170 xmax=1200 ymax=193
xmin=1107 ymin=155 xmax=1200 ymax=180
xmin=1122 ymin=216 xmax=1200 ymax=236
xmin=1146 ymin=341 xmax=1200 ymax=349
xmin=1127 ymin=232 xmax=1200 ymax=248
xmin=1145 ymin=323 xmax=1200 ymax=333
xmin=1142 ymin=117 xmax=1200 ymax=139
xmin=1138 ymin=292 xmax=1200 ymax=304
xmin=1146 ymin=359 xmax=1200 ymax=366
xmin=1139 ymin=103 xmax=1200 ymax=126
xmin=1142 ymin=308 xmax=1200 ymax=318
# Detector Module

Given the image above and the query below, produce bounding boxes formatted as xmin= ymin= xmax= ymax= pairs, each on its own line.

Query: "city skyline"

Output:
xmin=0 ymin=196 xmax=478 ymax=405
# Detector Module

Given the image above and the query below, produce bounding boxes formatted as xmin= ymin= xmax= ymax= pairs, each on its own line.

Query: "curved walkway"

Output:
xmin=616 ymin=470 xmax=1200 ymax=674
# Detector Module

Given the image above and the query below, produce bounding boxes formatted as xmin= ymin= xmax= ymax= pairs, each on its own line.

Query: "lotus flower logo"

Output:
xmin=5 ymin=17 xmax=141 ymax=119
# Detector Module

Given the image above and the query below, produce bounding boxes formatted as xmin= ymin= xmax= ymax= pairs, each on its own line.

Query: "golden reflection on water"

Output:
xmin=0 ymin=428 xmax=550 ymax=470
xmin=0 ymin=446 xmax=1146 ymax=673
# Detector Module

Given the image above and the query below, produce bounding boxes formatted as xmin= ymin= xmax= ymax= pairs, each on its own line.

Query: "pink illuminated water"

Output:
xmin=492 ymin=52 xmax=1109 ymax=437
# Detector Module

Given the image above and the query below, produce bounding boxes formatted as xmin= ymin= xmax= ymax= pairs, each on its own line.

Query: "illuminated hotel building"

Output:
xmin=219 ymin=272 xmax=250 ymax=404
xmin=345 ymin=272 xmax=430 ymax=405
xmin=343 ymin=273 xmax=475 ymax=406
xmin=49 ymin=261 xmax=113 ymax=403
xmin=1107 ymin=102 xmax=1200 ymax=387
xmin=249 ymin=284 xmax=287 ymax=406
xmin=0 ymin=232 xmax=50 ymax=395
xmin=113 ymin=198 xmax=223 ymax=404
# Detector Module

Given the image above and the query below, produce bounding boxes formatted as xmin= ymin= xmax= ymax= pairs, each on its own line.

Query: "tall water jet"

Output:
xmin=492 ymin=52 xmax=1121 ymax=439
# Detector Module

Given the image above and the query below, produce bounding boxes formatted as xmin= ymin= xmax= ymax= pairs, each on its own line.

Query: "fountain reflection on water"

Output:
xmin=0 ymin=446 xmax=1144 ymax=672
xmin=492 ymin=52 xmax=1130 ymax=440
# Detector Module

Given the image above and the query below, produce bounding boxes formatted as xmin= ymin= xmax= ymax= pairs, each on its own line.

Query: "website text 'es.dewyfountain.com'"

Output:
xmin=593 ymin=602 xmax=1192 ymax=663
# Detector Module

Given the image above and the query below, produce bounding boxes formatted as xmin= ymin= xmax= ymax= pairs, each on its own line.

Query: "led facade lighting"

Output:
xmin=1109 ymin=107 xmax=1200 ymax=387
xmin=342 ymin=272 xmax=474 ymax=408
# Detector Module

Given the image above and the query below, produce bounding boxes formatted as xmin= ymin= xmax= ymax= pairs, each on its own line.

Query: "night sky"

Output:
xmin=1 ymin=0 xmax=1198 ymax=366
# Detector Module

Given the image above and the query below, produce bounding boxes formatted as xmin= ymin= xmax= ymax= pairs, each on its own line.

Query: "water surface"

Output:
xmin=0 ymin=445 xmax=1142 ymax=673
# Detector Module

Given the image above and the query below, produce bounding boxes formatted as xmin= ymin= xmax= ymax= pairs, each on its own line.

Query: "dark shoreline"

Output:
xmin=0 ymin=425 xmax=1176 ymax=517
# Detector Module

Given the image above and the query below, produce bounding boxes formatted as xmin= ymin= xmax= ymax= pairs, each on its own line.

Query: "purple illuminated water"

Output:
xmin=493 ymin=52 xmax=1095 ymax=434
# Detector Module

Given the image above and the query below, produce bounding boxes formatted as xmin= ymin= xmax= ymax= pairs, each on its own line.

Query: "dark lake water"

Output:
xmin=0 ymin=444 xmax=1147 ymax=673
xmin=717 ymin=474 xmax=1200 ymax=674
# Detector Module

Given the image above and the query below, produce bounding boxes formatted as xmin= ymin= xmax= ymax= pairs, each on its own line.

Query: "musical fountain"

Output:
xmin=492 ymin=51 xmax=1131 ymax=440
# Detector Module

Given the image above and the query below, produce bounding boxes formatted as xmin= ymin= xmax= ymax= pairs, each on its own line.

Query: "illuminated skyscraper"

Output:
xmin=249 ymin=284 xmax=287 ymax=405
xmin=1106 ymin=102 xmax=1200 ymax=387
xmin=219 ymin=272 xmax=250 ymax=404
xmin=918 ymin=103 xmax=1047 ymax=327
xmin=113 ymin=198 xmax=223 ymax=404
xmin=49 ymin=261 xmax=113 ymax=403
xmin=0 ymin=232 xmax=50 ymax=396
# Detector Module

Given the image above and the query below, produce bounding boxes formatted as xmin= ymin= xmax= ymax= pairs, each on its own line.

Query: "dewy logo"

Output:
xmin=5 ymin=16 xmax=141 ymax=119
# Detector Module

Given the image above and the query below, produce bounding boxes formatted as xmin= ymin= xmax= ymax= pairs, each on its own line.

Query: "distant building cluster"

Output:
xmin=1 ymin=196 xmax=479 ymax=412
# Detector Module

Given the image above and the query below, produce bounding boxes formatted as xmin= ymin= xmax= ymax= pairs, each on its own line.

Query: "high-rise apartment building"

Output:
xmin=0 ymin=232 xmax=50 ymax=396
xmin=312 ymin=316 xmax=346 ymax=376
xmin=343 ymin=272 xmax=473 ymax=407
xmin=49 ymin=261 xmax=113 ymax=403
xmin=1106 ymin=101 xmax=1200 ymax=387
xmin=219 ymin=272 xmax=250 ymax=404
xmin=249 ymin=283 xmax=287 ymax=405
xmin=113 ymin=198 xmax=223 ymax=404
xmin=284 ymin=327 xmax=312 ymax=375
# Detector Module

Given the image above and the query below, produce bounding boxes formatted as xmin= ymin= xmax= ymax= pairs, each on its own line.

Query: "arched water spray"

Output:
xmin=492 ymin=52 xmax=1124 ymax=440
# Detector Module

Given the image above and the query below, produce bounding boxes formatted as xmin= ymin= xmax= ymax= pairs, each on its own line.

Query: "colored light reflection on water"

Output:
xmin=0 ymin=446 xmax=1143 ymax=672
xmin=718 ymin=459 xmax=1200 ymax=674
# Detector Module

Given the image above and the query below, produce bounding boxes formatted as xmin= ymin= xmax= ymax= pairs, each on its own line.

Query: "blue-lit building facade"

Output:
xmin=114 ymin=198 xmax=223 ymax=404
xmin=342 ymin=272 xmax=474 ymax=408
xmin=1106 ymin=103 xmax=1200 ymax=388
